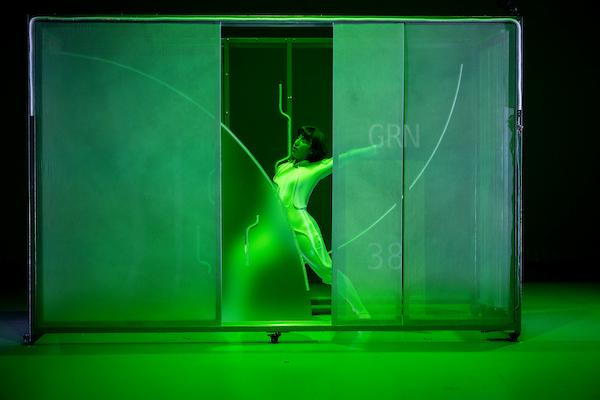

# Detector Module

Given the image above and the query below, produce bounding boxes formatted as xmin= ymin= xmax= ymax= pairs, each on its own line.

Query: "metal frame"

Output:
xmin=26 ymin=16 xmax=523 ymax=344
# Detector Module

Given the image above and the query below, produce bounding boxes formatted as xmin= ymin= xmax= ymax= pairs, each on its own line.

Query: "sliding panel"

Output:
xmin=475 ymin=25 xmax=517 ymax=322
xmin=33 ymin=22 xmax=221 ymax=328
xmin=221 ymin=129 xmax=313 ymax=323
xmin=332 ymin=23 xmax=404 ymax=324
xmin=403 ymin=23 xmax=516 ymax=326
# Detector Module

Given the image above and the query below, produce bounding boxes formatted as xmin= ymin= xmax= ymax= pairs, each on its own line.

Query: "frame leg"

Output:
xmin=22 ymin=332 xmax=41 ymax=345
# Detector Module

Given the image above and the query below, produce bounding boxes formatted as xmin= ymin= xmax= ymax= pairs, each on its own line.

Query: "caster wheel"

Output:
xmin=267 ymin=332 xmax=281 ymax=344
xmin=508 ymin=331 xmax=520 ymax=342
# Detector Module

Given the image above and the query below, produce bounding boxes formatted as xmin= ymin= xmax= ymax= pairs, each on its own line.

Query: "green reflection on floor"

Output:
xmin=1 ymin=282 xmax=599 ymax=399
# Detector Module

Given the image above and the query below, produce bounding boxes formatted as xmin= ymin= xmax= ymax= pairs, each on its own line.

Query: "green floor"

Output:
xmin=1 ymin=282 xmax=599 ymax=399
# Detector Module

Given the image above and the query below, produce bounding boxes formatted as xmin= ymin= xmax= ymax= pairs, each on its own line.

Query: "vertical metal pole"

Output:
xmin=400 ymin=23 xmax=406 ymax=324
xmin=25 ymin=17 xmax=38 ymax=344
xmin=216 ymin=25 xmax=225 ymax=325
xmin=223 ymin=37 xmax=231 ymax=127
xmin=286 ymin=38 xmax=293 ymax=137
xmin=511 ymin=19 xmax=523 ymax=339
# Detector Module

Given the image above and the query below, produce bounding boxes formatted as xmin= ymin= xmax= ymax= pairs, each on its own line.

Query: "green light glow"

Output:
xmin=3 ymin=284 xmax=598 ymax=399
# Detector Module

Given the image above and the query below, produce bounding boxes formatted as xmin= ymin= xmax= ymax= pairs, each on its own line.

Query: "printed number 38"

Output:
xmin=367 ymin=242 xmax=401 ymax=270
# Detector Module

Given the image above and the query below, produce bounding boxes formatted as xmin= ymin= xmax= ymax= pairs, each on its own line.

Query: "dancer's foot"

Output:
xmin=353 ymin=308 xmax=372 ymax=320
xmin=357 ymin=311 xmax=371 ymax=320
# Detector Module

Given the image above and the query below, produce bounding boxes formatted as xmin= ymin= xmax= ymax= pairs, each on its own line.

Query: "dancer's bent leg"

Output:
xmin=294 ymin=232 xmax=370 ymax=318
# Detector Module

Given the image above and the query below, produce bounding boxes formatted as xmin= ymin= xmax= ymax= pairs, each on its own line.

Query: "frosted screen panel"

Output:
xmin=34 ymin=22 xmax=221 ymax=327
xmin=332 ymin=23 xmax=404 ymax=324
xmin=403 ymin=23 xmax=516 ymax=325
xmin=221 ymin=131 xmax=313 ymax=323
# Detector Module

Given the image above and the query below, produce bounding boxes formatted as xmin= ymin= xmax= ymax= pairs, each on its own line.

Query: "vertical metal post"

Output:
xmin=400 ymin=23 xmax=406 ymax=324
xmin=512 ymin=19 xmax=523 ymax=339
xmin=286 ymin=38 xmax=293 ymax=131
xmin=25 ymin=18 xmax=38 ymax=345
xmin=223 ymin=37 xmax=231 ymax=127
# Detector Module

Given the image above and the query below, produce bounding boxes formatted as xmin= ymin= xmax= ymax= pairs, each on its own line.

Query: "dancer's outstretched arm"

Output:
xmin=337 ymin=143 xmax=382 ymax=167
xmin=309 ymin=143 xmax=383 ymax=182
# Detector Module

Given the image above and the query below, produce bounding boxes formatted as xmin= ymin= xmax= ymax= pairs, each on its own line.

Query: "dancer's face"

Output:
xmin=292 ymin=135 xmax=312 ymax=161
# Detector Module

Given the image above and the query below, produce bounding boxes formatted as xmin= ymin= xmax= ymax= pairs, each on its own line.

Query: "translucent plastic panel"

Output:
xmin=332 ymin=23 xmax=404 ymax=324
xmin=403 ymin=23 xmax=516 ymax=325
xmin=34 ymin=22 xmax=221 ymax=327
xmin=221 ymin=129 xmax=312 ymax=323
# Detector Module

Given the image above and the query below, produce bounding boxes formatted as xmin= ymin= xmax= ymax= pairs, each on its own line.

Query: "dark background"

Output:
xmin=3 ymin=0 xmax=598 ymax=310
